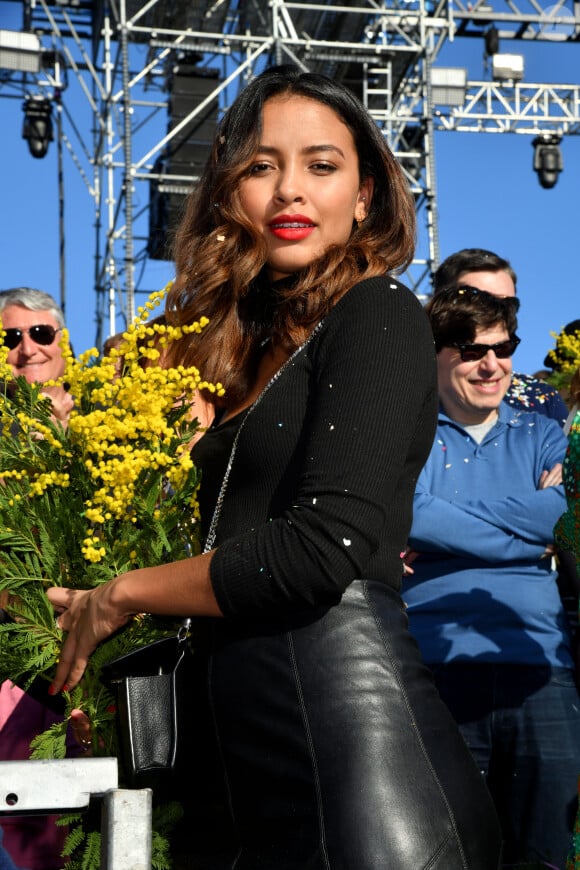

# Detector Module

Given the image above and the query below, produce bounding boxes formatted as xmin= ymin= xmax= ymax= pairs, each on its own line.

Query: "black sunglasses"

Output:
xmin=1 ymin=325 xmax=62 ymax=350
xmin=451 ymin=336 xmax=520 ymax=362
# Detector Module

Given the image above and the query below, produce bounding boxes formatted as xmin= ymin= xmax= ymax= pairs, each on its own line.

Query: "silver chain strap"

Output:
xmin=203 ymin=322 xmax=323 ymax=554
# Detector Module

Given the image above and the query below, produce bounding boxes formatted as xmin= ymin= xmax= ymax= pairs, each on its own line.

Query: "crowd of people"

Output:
xmin=0 ymin=64 xmax=579 ymax=870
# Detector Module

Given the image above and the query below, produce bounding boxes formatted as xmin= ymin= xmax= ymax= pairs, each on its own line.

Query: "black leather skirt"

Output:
xmin=180 ymin=581 xmax=502 ymax=869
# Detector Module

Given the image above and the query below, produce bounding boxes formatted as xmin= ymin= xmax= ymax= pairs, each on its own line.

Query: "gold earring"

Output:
xmin=355 ymin=195 xmax=367 ymax=227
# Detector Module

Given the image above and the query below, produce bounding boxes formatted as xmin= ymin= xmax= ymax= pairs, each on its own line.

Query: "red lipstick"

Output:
xmin=268 ymin=214 xmax=315 ymax=241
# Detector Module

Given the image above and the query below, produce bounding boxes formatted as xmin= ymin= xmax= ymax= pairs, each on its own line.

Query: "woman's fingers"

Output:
xmin=46 ymin=584 xmax=131 ymax=694
xmin=47 ymin=585 xmax=73 ymax=607
xmin=70 ymin=709 xmax=93 ymax=754
xmin=49 ymin=626 xmax=93 ymax=694
xmin=47 ymin=587 xmax=97 ymax=692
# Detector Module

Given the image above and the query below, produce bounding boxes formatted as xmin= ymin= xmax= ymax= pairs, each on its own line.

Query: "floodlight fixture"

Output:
xmin=430 ymin=67 xmax=467 ymax=107
xmin=484 ymin=25 xmax=500 ymax=56
xmin=0 ymin=30 xmax=42 ymax=73
xmin=491 ymin=53 xmax=524 ymax=82
xmin=532 ymin=134 xmax=563 ymax=189
xmin=22 ymin=95 xmax=53 ymax=159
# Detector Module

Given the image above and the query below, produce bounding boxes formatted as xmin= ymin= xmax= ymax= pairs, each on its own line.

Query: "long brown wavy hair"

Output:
xmin=166 ymin=65 xmax=416 ymax=405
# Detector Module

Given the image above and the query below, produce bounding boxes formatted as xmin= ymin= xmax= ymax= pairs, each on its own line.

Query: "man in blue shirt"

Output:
xmin=433 ymin=247 xmax=569 ymax=426
xmin=404 ymin=286 xmax=580 ymax=868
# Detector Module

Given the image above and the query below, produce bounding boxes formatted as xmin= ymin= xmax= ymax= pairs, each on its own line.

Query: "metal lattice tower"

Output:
xmin=1 ymin=0 xmax=578 ymax=345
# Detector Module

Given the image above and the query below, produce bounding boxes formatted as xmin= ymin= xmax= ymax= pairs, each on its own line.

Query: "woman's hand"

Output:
xmin=47 ymin=582 xmax=132 ymax=694
xmin=70 ymin=708 xmax=93 ymax=754
xmin=47 ymin=555 xmax=221 ymax=693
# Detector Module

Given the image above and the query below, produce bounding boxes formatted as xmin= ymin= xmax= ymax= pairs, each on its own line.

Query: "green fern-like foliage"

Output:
xmin=59 ymin=801 xmax=184 ymax=869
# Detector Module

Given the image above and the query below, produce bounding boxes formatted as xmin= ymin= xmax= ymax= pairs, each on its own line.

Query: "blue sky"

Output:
xmin=0 ymin=2 xmax=578 ymax=376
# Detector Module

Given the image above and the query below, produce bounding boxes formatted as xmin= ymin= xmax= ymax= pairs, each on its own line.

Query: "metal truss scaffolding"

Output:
xmin=1 ymin=0 xmax=579 ymax=344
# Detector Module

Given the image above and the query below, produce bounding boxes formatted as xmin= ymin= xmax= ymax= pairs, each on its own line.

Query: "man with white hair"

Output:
xmin=0 ymin=287 xmax=72 ymax=424
xmin=0 ymin=287 xmax=72 ymax=869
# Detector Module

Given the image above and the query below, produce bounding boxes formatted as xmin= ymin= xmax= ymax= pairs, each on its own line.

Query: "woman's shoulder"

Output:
xmin=348 ymin=273 xmax=419 ymax=299
xmin=311 ymin=274 xmax=436 ymax=383
xmin=325 ymin=274 xmax=431 ymax=335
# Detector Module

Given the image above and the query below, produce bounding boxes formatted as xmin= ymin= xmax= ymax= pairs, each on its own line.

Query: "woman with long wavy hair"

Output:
xmin=47 ymin=66 xmax=501 ymax=869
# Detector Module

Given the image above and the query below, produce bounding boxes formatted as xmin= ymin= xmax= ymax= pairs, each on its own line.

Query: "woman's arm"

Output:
xmin=46 ymin=550 xmax=222 ymax=693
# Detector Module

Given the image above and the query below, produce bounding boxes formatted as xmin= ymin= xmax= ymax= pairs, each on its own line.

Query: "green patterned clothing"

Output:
xmin=557 ymin=410 xmax=580 ymax=870
xmin=556 ymin=410 xmax=580 ymax=576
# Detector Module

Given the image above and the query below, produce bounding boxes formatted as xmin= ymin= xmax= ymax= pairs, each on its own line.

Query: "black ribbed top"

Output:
xmin=194 ymin=276 xmax=438 ymax=618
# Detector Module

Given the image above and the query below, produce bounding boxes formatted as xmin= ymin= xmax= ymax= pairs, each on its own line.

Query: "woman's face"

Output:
xmin=238 ymin=94 xmax=373 ymax=281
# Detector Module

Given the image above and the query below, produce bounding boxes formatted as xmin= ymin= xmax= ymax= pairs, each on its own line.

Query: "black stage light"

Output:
xmin=532 ymin=134 xmax=563 ymax=189
xmin=484 ymin=25 xmax=500 ymax=56
xmin=22 ymin=95 xmax=53 ymax=159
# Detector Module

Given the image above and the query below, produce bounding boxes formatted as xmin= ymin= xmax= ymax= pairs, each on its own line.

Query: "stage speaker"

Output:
xmin=148 ymin=65 xmax=219 ymax=260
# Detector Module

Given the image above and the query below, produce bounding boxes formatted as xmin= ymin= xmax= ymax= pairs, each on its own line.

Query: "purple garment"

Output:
xmin=0 ymin=683 xmax=68 ymax=870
